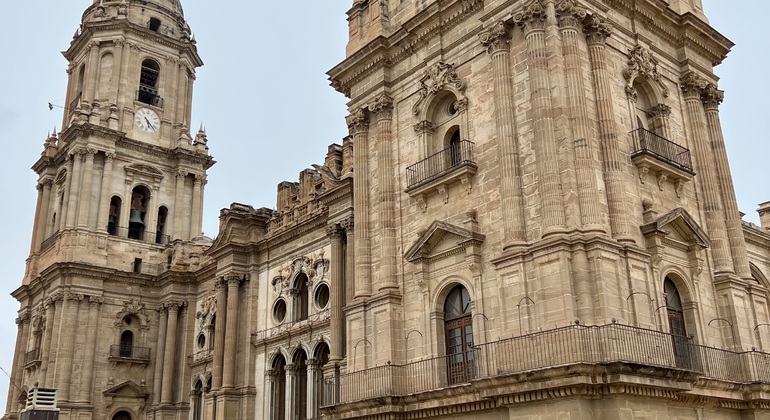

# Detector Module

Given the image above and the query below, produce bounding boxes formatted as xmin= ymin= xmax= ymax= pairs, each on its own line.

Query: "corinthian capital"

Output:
xmin=556 ymin=0 xmax=587 ymax=29
xmin=582 ymin=14 xmax=612 ymax=45
xmin=326 ymin=223 xmax=345 ymax=240
xmin=701 ymin=83 xmax=724 ymax=110
xmin=479 ymin=21 xmax=511 ymax=54
xmin=413 ymin=120 xmax=436 ymax=135
xmin=680 ymin=71 xmax=707 ymax=99
xmin=368 ymin=93 xmax=393 ymax=120
xmin=346 ymin=108 xmax=369 ymax=135
xmin=515 ymin=0 xmax=548 ymax=32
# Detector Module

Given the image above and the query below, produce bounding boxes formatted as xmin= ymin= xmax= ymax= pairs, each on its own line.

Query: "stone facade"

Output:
xmin=5 ymin=0 xmax=770 ymax=420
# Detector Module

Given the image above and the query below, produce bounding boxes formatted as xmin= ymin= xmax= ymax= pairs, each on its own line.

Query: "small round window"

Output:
xmin=273 ymin=299 xmax=287 ymax=324
xmin=314 ymin=283 xmax=330 ymax=309
xmin=197 ymin=333 xmax=206 ymax=350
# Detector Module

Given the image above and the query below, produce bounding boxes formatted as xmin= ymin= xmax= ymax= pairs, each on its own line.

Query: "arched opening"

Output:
xmin=208 ymin=316 xmax=216 ymax=351
xmin=149 ymin=18 xmax=161 ymax=32
xmin=294 ymin=274 xmax=309 ymax=321
xmin=293 ymin=350 xmax=308 ymax=420
xmin=192 ymin=380 xmax=203 ymax=420
xmin=108 ymin=196 xmax=121 ymax=235
xmin=633 ymin=82 xmax=652 ymax=131
xmin=270 ymin=355 xmax=287 ymax=420
xmin=119 ymin=330 xmax=134 ymax=358
xmin=112 ymin=411 xmax=131 ymax=420
xmin=138 ymin=59 xmax=161 ymax=106
xmin=128 ymin=186 xmax=149 ymax=240
xmin=443 ymin=284 xmax=473 ymax=384
xmin=445 ymin=126 xmax=462 ymax=167
xmin=664 ymin=276 xmax=694 ymax=368
xmin=155 ymin=206 xmax=168 ymax=244
xmin=312 ymin=343 xmax=330 ymax=418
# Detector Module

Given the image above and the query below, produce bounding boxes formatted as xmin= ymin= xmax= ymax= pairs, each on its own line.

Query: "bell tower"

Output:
xmin=25 ymin=0 xmax=213 ymax=283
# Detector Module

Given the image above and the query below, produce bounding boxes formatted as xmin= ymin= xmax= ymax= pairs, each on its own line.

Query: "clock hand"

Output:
xmin=144 ymin=117 xmax=156 ymax=131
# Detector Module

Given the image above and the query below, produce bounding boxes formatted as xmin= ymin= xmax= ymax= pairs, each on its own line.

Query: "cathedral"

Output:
xmin=5 ymin=0 xmax=770 ymax=419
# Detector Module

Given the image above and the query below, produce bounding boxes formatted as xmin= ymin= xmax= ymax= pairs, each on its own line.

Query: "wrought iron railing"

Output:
xmin=23 ymin=349 xmax=40 ymax=366
xmin=136 ymin=85 xmax=163 ymax=107
xmin=109 ymin=344 xmax=151 ymax=361
xmin=69 ymin=92 xmax=82 ymax=113
xmin=108 ymin=225 xmax=170 ymax=245
xmin=406 ymin=140 xmax=476 ymax=189
xmin=629 ymin=128 xmax=693 ymax=173
xmin=322 ymin=322 xmax=770 ymax=407
xmin=40 ymin=232 xmax=60 ymax=252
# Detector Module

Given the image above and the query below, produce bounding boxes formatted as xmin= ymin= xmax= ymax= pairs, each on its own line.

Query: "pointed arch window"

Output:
xmin=443 ymin=284 xmax=474 ymax=385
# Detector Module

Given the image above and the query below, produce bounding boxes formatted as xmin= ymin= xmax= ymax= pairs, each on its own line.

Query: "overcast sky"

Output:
xmin=0 ymin=0 xmax=766 ymax=408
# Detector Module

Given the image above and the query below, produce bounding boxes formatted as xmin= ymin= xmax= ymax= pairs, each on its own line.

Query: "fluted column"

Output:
xmin=190 ymin=174 xmax=204 ymax=238
xmin=342 ymin=217 xmax=355 ymax=309
xmin=30 ymin=183 xmax=45 ymax=254
xmin=348 ymin=109 xmax=372 ymax=299
xmin=516 ymin=4 xmax=566 ymax=237
xmin=83 ymin=41 xmax=100 ymax=102
xmin=40 ymin=295 xmax=58 ymax=385
xmin=584 ymin=15 xmax=633 ymax=242
xmin=65 ymin=150 xmax=84 ymax=228
xmin=285 ymin=364 xmax=297 ymax=420
xmin=8 ymin=312 xmax=30 ymax=416
xmin=327 ymin=224 xmax=345 ymax=363
xmin=56 ymin=293 xmax=83 ymax=401
xmin=222 ymin=274 xmax=242 ymax=389
xmin=77 ymin=148 xmax=97 ymax=229
xmin=558 ymin=7 xmax=605 ymax=233
xmin=97 ymin=152 xmax=116 ymax=233
xmin=306 ymin=359 xmax=320 ymax=419
xmin=703 ymin=85 xmax=751 ymax=279
xmin=161 ymin=301 xmax=181 ymax=403
xmin=80 ymin=296 xmax=103 ymax=402
xmin=479 ymin=21 xmax=528 ymax=245
xmin=152 ymin=305 xmax=168 ymax=405
xmin=212 ymin=279 xmax=227 ymax=391
xmin=680 ymin=72 xmax=732 ymax=274
xmin=370 ymin=94 xmax=399 ymax=291
xmin=172 ymin=169 xmax=186 ymax=240
xmin=175 ymin=63 xmax=189 ymax=125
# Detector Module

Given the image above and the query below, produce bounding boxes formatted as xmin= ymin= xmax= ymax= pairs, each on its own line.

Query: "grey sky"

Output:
xmin=0 ymin=0 xmax=765 ymax=407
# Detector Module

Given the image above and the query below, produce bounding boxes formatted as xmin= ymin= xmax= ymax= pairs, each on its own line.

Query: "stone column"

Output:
xmin=680 ymin=72 xmax=733 ymax=274
xmin=285 ymin=364 xmax=297 ymax=420
xmin=40 ymin=295 xmax=58 ymax=386
xmin=190 ymin=174 xmax=204 ymax=238
xmin=516 ymin=4 xmax=566 ymax=237
xmin=222 ymin=274 xmax=242 ymax=389
xmin=77 ymin=148 xmax=97 ymax=229
xmin=265 ymin=369 xmax=277 ymax=420
xmin=29 ymin=183 xmax=45 ymax=254
xmin=97 ymin=152 xmax=116 ymax=233
xmin=80 ymin=296 xmax=103 ymax=403
xmin=342 ymin=217 xmax=355 ymax=308
xmin=56 ymin=293 xmax=83 ymax=401
xmin=212 ymin=279 xmax=227 ymax=391
xmin=172 ymin=169 xmax=187 ymax=240
xmin=161 ymin=301 xmax=181 ymax=404
xmin=8 ymin=312 xmax=30 ymax=416
xmin=37 ymin=180 xmax=54 ymax=246
xmin=370 ymin=94 xmax=399 ymax=291
xmin=479 ymin=21 xmax=527 ymax=246
xmin=584 ymin=15 xmax=633 ymax=242
xmin=347 ymin=109 xmax=372 ymax=299
xmin=65 ymin=150 xmax=84 ymax=228
xmin=703 ymin=85 xmax=751 ymax=279
xmin=60 ymin=157 xmax=74 ymax=230
xmin=175 ymin=63 xmax=189 ymax=125
xmin=557 ymin=6 xmax=605 ymax=233
xmin=306 ymin=359 xmax=320 ymax=419
xmin=152 ymin=305 xmax=168 ymax=405
xmin=116 ymin=39 xmax=131 ymax=113
xmin=327 ymin=224 xmax=345 ymax=363
xmin=165 ymin=56 xmax=180 ymax=133
xmin=83 ymin=41 xmax=100 ymax=102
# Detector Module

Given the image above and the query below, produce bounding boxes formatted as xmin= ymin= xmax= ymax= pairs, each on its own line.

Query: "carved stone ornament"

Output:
xmin=514 ymin=0 xmax=548 ymax=32
xmin=346 ymin=108 xmax=369 ymax=135
xmin=196 ymin=295 xmax=217 ymax=326
xmin=479 ymin=21 xmax=511 ymax=54
xmin=555 ymin=0 xmax=587 ymax=29
xmin=701 ymin=83 xmax=724 ymax=109
xmin=623 ymin=45 xmax=670 ymax=99
xmin=412 ymin=61 xmax=467 ymax=116
xmin=680 ymin=71 xmax=707 ymax=99
xmin=582 ymin=14 xmax=612 ymax=45
xmin=115 ymin=299 xmax=151 ymax=328
xmin=368 ymin=93 xmax=393 ymax=118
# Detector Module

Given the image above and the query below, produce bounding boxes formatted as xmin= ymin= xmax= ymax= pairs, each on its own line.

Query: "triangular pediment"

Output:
xmin=103 ymin=380 xmax=150 ymax=399
xmin=641 ymin=207 xmax=711 ymax=249
xmin=405 ymin=221 xmax=485 ymax=263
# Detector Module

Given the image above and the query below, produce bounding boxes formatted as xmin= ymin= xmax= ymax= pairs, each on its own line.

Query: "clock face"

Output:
xmin=134 ymin=108 xmax=160 ymax=133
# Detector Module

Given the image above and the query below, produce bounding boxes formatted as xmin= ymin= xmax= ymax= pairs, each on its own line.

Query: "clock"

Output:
xmin=134 ymin=108 xmax=161 ymax=133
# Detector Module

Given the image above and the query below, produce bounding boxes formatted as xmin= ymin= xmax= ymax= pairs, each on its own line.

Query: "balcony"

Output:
xmin=136 ymin=85 xmax=163 ymax=108
xmin=108 ymin=225 xmax=170 ymax=245
xmin=405 ymin=140 xmax=477 ymax=210
xmin=188 ymin=349 xmax=214 ymax=367
xmin=322 ymin=322 xmax=770 ymax=408
xmin=23 ymin=348 xmax=41 ymax=368
xmin=629 ymin=128 xmax=694 ymax=195
xmin=109 ymin=345 xmax=151 ymax=363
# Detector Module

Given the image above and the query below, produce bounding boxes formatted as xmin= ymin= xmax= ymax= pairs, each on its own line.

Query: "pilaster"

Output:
xmin=348 ymin=109 xmax=372 ymax=299
xmin=327 ymin=224 xmax=346 ymax=363
xmin=152 ymin=304 xmax=168 ymax=405
xmin=161 ymin=300 xmax=182 ymax=404
xmin=79 ymin=295 xmax=103 ymax=403
xmin=222 ymin=273 xmax=244 ymax=389
xmin=77 ymin=148 xmax=97 ymax=229
xmin=97 ymin=152 xmax=116 ymax=233
xmin=212 ymin=279 xmax=227 ymax=391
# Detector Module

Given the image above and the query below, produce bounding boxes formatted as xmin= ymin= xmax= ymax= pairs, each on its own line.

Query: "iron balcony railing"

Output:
xmin=23 ymin=349 xmax=41 ymax=366
xmin=322 ymin=322 xmax=770 ymax=407
xmin=108 ymin=225 xmax=170 ymax=245
xmin=136 ymin=85 xmax=163 ymax=108
xmin=629 ymin=128 xmax=694 ymax=173
xmin=40 ymin=231 xmax=60 ymax=252
xmin=109 ymin=345 xmax=151 ymax=361
xmin=406 ymin=140 xmax=475 ymax=189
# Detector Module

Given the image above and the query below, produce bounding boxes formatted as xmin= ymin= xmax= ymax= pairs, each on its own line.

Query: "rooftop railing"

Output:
xmin=406 ymin=140 xmax=476 ymax=189
xmin=629 ymin=128 xmax=694 ymax=173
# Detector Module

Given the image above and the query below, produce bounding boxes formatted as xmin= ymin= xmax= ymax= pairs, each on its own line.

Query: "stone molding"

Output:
xmin=412 ymin=61 xmax=466 ymax=117
xmin=624 ymin=45 xmax=670 ymax=99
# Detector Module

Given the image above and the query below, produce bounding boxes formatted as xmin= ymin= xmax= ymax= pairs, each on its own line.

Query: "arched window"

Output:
xmin=443 ymin=284 xmax=474 ymax=385
xmin=138 ymin=59 xmax=161 ymax=106
xmin=664 ymin=277 xmax=686 ymax=337
xmin=633 ymin=82 xmax=652 ymax=131
xmin=293 ymin=350 xmax=308 ymax=420
xmin=128 ymin=186 xmax=149 ymax=240
xmin=119 ymin=330 xmax=134 ymax=358
xmin=192 ymin=380 xmax=203 ymax=420
xmin=112 ymin=411 xmax=131 ymax=420
xmin=270 ymin=355 xmax=287 ymax=420
xmin=312 ymin=343 xmax=330 ymax=418
xmin=446 ymin=126 xmax=462 ymax=167
xmin=149 ymin=18 xmax=161 ymax=32
xmin=155 ymin=206 xmax=168 ymax=244
xmin=295 ymin=274 xmax=309 ymax=321
xmin=108 ymin=196 xmax=121 ymax=235
xmin=208 ymin=316 xmax=216 ymax=351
